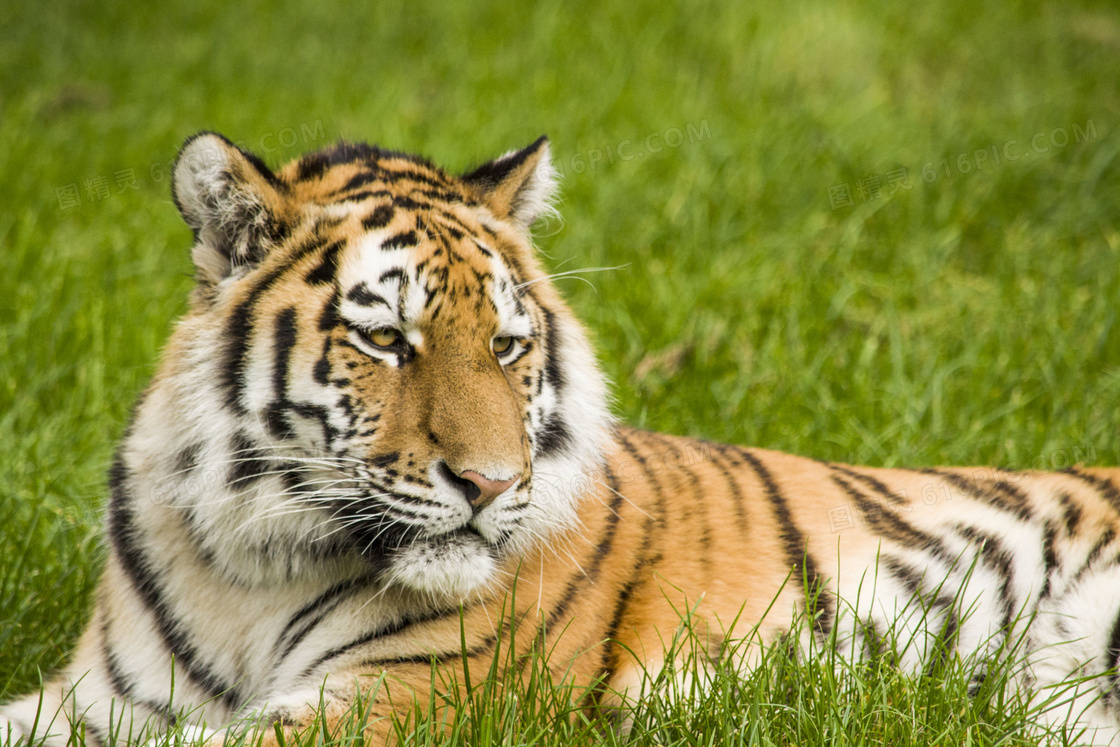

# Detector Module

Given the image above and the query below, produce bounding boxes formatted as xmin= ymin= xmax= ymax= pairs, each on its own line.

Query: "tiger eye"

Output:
xmin=367 ymin=328 xmax=401 ymax=348
xmin=492 ymin=336 xmax=514 ymax=355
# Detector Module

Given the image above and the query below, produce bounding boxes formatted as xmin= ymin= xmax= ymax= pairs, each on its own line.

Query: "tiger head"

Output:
xmin=125 ymin=133 xmax=611 ymax=601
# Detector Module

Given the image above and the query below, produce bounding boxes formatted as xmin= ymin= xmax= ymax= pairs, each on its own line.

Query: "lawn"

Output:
xmin=1 ymin=0 xmax=1119 ymax=743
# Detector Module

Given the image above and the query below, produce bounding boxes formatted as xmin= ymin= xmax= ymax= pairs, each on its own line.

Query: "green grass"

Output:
xmin=30 ymin=590 xmax=1091 ymax=747
xmin=1 ymin=0 xmax=1119 ymax=743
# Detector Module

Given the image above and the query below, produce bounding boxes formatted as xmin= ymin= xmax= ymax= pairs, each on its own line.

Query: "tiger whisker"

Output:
xmin=513 ymin=265 xmax=629 ymax=293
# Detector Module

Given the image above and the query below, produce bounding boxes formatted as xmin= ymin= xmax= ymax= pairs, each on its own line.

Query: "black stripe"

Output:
xmin=173 ymin=443 xmax=201 ymax=475
xmin=881 ymin=555 xmax=960 ymax=656
xmin=921 ymin=469 xmax=1032 ymax=522
xmin=547 ymin=465 xmax=626 ymax=628
xmin=299 ymin=628 xmax=392 ymax=680
xmin=377 ymin=168 xmax=451 ymax=189
xmin=298 ymin=605 xmax=472 ymax=679
xmin=602 ymin=562 xmax=643 ymax=648
xmin=265 ymin=407 xmax=296 ymax=441
xmin=590 ymin=465 xmax=627 ymax=571
xmin=229 ymin=140 xmax=286 ymax=193
xmin=438 ymin=222 xmax=464 ymax=240
xmin=378 ymin=268 xmax=406 ymax=285
xmin=1064 ymin=468 xmax=1120 ymax=514
xmin=264 ymin=304 xmax=344 ymax=449
xmin=707 ymin=443 xmax=750 ymax=536
xmin=1106 ymin=605 xmax=1120 ymax=689
xmin=391 ymin=194 xmax=428 ymax=211
xmin=828 ymin=472 xmax=958 ymax=566
xmin=361 ymin=204 xmax=395 ymax=230
xmin=829 ymin=464 xmax=907 ymax=506
xmin=1073 ymin=526 xmax=1116 ymax=584
xmin=276 ymin=577 xmax=373 ymax=663
xmin=313 ymin=347 xmax=331 ymax=386
xmin=318 ymin=289 xmax=340 ymax=332
xmin=314 ymin=142 xmax=377 ymax=171
xmin=346 ymin=282 xmax=388 ymax=308
xmin=883 ymin=554 xmax=923 ymax=596
xmin=646 ymin=432 xmax=712 ymax=570
xmin=371 ymin=452 xmax=400 ymax=468
xmin=272 ymin=308 xmax=298 ymax=401
xmin=107 ymin=456 xmax=242 ymax=709
xmin=340 ymin=172 xmax=382 ymax=193
xmin=1056 ymin=491 xmax=1083 ymax=536
xmin=335 ymin=189 xmax=393 ymax=204
xmin=597 ymin=464 xmax=658 ymax=688
xmin=304 ymin=240 xmax=344 ymax=286
xmin=102 ymin=616 xmax=137 ymax=699
xmin=412 ymin=188 xmax=464 ymax=203
xmin=296 ymin=153 xmax=332 ymax=181
xmin=433 ymin=209 xmax=471 ymax=235
xmin=220 ymin=235 xmax=325 ymax=414
xmin=364 ymin=637 xmax=496 ymax=668
xmin=381 ymin=232 xmax=418 ymax=250
xmin=539 ymin=307 xmax=566 ymax=395
xmin=228 ymin=429 xmax=272 ymax=491
xmin=535 ymin=413 xmax=572 ymax=458
xmin=616 ymin=430 xmax=668 ymax=531
xmin=309 ymin=142 xmax=437 ymax=179
xmin=681 ymin=459 xmax=713 ymax=564
xmin=737 ymin=448 xmax=834 ymax=634
xmin=955 ymin=524 xmax=1017 ymax=631
xmin=1039 ymin=521 xmax=1059 ymax=600
xmin=990 ymin=479 xmax=1033 ymax=514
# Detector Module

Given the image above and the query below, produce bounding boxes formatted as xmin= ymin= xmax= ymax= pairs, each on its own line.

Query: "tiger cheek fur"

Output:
xmin=6 ymin=130 xmax=1120 ymax=747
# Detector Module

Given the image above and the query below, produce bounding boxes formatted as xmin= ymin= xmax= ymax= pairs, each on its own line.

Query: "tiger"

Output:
xmin=3 ymin=130 xmax=1120 ymax=747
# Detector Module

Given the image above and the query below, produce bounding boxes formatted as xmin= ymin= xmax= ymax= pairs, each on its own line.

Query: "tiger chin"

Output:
xmin=5 ymin=132 xmax=1120 ymax=747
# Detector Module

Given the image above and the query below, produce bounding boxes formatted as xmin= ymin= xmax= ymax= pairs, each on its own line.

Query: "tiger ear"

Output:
xmin=462 ymin=136 xmax=557 ymax=230
xmin=172 ymin=132 xmax=289 ymax=285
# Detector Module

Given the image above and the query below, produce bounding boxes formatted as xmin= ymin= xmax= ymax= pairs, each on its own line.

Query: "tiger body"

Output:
xmin=4 ymin=133 xmax=1120 ymax=746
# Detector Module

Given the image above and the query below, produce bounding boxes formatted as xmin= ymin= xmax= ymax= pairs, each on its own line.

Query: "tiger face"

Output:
xmin=157 ymin=133 xmax=611 ymax=601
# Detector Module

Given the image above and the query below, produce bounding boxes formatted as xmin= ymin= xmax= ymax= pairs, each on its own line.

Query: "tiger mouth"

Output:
xmin=437 ymin=525 xmax=485 ymax=542
xmin=341 ymin=508 xmax=511 ymax=563
xmin=436 ymin=522 xmax=514 ymax=550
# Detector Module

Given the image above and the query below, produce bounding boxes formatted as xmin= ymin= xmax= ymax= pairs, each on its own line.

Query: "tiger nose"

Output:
xmin=459 ymin=470 xmax=519 ymax=509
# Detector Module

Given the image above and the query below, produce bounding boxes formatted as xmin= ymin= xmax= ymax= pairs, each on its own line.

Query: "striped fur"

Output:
xmin=4 ymin=133 xmax=1120 ymax=746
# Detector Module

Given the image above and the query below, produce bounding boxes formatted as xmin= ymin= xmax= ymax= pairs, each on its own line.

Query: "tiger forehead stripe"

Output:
xmin=336 ymin=202 xmax=522 ymax=336
xmin=338 ymin=230 xmax=413 ymax=329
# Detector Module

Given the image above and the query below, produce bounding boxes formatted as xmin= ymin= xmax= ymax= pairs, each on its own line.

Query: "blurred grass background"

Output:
xmin=1 ymin=0 xmax=1118 ymax=734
